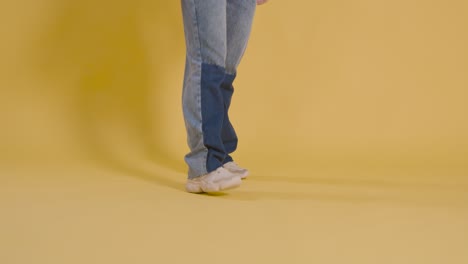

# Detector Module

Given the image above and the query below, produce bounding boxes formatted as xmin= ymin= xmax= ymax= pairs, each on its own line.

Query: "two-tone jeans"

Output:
xmin=181 ymin=0 xmax=256 ymax=178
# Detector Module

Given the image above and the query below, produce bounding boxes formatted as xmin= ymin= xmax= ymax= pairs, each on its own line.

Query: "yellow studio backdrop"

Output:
xmin=1 ymin=1 xmax=467 ymax=264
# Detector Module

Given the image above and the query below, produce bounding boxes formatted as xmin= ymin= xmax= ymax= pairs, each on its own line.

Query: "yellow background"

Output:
xmin=1 ymin=0 xmax=467 ymax=263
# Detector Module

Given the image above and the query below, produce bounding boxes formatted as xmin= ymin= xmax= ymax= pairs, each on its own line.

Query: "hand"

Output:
xmin=256 ymin=0 xmax=268 ymax=5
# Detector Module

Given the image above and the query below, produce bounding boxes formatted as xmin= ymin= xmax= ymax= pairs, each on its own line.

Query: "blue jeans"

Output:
xmin=181 ymin=0 xmax=256 ymax=178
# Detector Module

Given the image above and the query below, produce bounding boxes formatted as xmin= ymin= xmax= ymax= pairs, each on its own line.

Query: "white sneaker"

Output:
xmin=185 ymin=167 xmax=242 ymax=193
xmin=223 ymin=161 xmax=249 ymax=179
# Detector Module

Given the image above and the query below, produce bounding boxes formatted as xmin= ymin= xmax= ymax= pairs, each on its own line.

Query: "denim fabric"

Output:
xmin=220 ymin=73 xmax=238 ymax=164
xmin=200 ymin=63 xmax=227 ymax=172
xmin=181 ymin=0 xmax=256 ymax=178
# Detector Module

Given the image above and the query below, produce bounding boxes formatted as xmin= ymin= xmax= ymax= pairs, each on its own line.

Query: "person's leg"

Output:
xmin=221 ymin=0 xmax=256 ymax=163
xmin=181 ymin=0 xmax=231 ymax=179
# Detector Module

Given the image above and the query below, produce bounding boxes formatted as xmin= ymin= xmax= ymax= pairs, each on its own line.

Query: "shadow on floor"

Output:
xmin=249 ymin=174 xmax=468 ymax=192
xmin=33 ymin=0 xmax=186 ymax=190
xmin=201 ymin=172 xmax=468 ymax=208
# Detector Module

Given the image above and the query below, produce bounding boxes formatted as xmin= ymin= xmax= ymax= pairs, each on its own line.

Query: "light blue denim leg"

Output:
xmin=181 ymin=0 xmax=228 ymax=179
xmin=225 ymin=0 xmax=256 ymax=74
xmin=181 ymin=0 xmax=255 ymax=179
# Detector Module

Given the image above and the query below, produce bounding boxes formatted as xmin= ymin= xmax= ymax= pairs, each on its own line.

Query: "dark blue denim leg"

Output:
xmin=201 ymin=63 xmax=228 ymax=172
xmin=220 ymin=73 xmax=238 ymax=164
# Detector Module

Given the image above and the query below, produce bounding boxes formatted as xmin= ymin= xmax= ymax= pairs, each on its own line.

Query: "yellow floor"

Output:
xmin=1 ymin=0 xmax=468 ymax=263
xmin=2 ymin=156 xmax=468 ymax=264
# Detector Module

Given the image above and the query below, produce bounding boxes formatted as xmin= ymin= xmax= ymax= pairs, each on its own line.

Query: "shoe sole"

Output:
xmin=240 ymin=171 xmax=249 ymax=179
xmin=202 ymin=176 xmax=242 ymax=193
xmin=230 ymin=170 xmax=249 ymax=179
xmin=186 ymin=176 xmax=242 ymax=193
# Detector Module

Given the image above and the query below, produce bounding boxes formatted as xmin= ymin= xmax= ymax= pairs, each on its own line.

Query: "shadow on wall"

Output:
xmin=34 ymin=0 xmax=186 ymax=189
